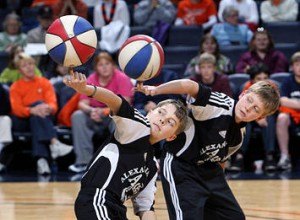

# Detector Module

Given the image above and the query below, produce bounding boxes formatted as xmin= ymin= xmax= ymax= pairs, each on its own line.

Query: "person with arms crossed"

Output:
xmin=136 ymin=78 xmax=280 ymax=220
xmin=64 ymin=71 xmax=188 ymax=220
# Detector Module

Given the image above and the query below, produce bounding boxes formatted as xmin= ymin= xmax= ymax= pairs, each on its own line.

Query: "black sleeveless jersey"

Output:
xmin=164 ymin=83 xmax=246 ymax=165
xmin=80 ymin=97 xmax=158 ymax=213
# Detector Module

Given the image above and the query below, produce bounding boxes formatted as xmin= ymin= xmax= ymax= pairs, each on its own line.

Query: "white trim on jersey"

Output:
xmin=134 ymin=109 xmax=150 ymax=126
xmin=131 ymin=172 xmax=157 ymax=215
xmin=176 ymin=117 xmax=195 ymax=157
xmin=113 ymin=112 xmax=150 ymax=144
xmin=222 ymin=127 xmax=246 ymax=161
xmin=83 ymin=143 xmax=119 ymax=189
xmin=93 ymin=188 xmax=110 ymax=220
xmin=191 ymin=93 xmax=235 ymax=121
xmin=163 ymin=153 xmax=183 ymax=220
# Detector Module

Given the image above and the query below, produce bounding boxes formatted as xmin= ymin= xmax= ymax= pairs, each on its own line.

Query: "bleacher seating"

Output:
xmin=164 ymin=46 xmax=198 ymax=65
xmin=0 ymin=51 xmax=9 ymax=73
xmin=275 ymin=43 xmax=300 ymax=60
xmin=168 ymin=25 xmax=203 ymax=46
xmin=129 ymin=26 xmax=151 ymax=37
xmin=228 ymin=73 xmax=250 ymax=99
xmin=220 ymin=45 xmax=248 ymax=68
xmin=270 ymin=72 xmax=291 ymax=86
xmin=163 ymin=64 xmax=186 ymax=77
xmin=264 ymin=22 xmax=300 ymax=44
xmin=0 ymin=8 xmax=12 ymax=32
xmin=21 ymin=7 xmax=39 ymax=33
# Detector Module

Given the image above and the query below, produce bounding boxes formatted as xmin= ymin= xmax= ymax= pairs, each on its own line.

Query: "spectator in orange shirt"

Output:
xmin=52 ymin=0 xmax=88 ymax=19
xmin=175 ymin=0 xmax=217 ymax=30
xmin=9 ymin=53 xmax=73 ymax=175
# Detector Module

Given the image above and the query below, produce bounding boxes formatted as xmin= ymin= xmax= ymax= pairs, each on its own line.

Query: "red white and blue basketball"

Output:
xmin=45 ymin=15 xmax=97 ymax=67
xmin=118 ymin=35 xmax=164 ymax=81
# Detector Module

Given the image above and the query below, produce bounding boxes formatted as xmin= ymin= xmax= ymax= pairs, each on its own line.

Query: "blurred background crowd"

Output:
xmin=0 ymin=0 xmax=300 ymax=177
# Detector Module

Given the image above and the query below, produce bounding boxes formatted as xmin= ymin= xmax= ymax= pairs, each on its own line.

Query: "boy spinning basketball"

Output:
xmin=64 ymin=72 xmax=188 ymax=220
xmin=137 ymin=79 xmax=280 ymax=220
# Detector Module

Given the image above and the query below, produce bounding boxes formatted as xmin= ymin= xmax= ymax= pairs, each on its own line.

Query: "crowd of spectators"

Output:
xmin=0 ymin=0 xmax=300 ymax=175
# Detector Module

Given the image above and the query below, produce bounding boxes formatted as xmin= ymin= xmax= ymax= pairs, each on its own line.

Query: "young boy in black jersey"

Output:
xmin=63 ymin=72 xmax=188 ymax=220
xmin=136 ymin=79 xmax=280 ymax=220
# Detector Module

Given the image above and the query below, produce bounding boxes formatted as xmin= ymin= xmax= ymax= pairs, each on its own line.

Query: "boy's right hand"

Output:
xmin=135 ymin=82 xmax=157 ymax=96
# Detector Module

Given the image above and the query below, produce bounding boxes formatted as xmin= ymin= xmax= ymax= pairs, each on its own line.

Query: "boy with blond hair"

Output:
xmin=137 ymin=78 xmax=280 ymax=219
xmin=189 ymin=52 xmax=233 ymax=97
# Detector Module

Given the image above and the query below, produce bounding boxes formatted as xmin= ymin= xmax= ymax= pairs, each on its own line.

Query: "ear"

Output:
xmin=165 ymin=134 xmax=177 ymax=142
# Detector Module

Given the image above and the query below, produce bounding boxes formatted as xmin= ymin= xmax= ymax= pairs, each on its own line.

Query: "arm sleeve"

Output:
xmin=113 ymin=97 xmax=151 ymax=144
xmin=9 ymin=84 xmax=31 ymax=117
xmin=117 ymin=1 xmax=130 ymax=26
xmin=158 ymin=0 xmax=177 ymax=24
xmin=0 ymin=68 xmax=11 ymax=83
xmin=260 ymin=2 xmax=277 ymax=23
xmin=202 ymin=15 xmax=217 ymax=30
xmin=217 ymin=0 xmax=226 ymax=22
xmin=191 ymin=83 xmax=212 ymax=107
xmin=131 ymin=173 xmax=157 ymax=216
xmin=134 ymin=0 xmax=153 ymax=25
xmin=247 ymin=1 xmax=259 ymax=23
xmin=276 ymin=0 xmax=298 ymax=21
xmin=35 ymin=67 xmax=42 ymax=77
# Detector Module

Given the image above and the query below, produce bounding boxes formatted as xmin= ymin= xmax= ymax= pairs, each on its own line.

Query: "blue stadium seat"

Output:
xmin=130 ymin=26 xmax=151 ymax=37
xmin=270 ymin=72 xmax=291 ymax=86
xmin=164 ymin=46 xmax=198 ymax=65
xmin=220 ymin=45 xmax=248 ymax=68
xmin=21 ymin=7 xmax=39 ymax=33
xmin=228 ymin=73 xmax=250 ymax=99
xmin=0 ymin=51 xmax=9 ymax=73
xmin=0 ymin=9 xmax=12 ymax=32
xmin=275 ymin=43 xmax=300 ymax=60
xmin=87 ymin=6 xmax=94 ymax=26
xmin=168 ymin=25 xmax=203 ymax=46
xmin=163 ymin=64 xmax=186 ymax=77
xmin=264 ymin=22 xmax=300 ymax=43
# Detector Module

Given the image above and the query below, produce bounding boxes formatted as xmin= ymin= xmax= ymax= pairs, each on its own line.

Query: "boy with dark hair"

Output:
xmin=137 ymin=78 xmax=280 ymax=220
xmin=64 ymin=71 xmax=188 ymax=220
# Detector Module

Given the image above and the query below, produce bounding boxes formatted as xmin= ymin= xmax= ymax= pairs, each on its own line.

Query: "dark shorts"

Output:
xmin=161 ymin=152 xmax=245 ymax=220
xmin=75 ymin=188 xmax=127 ymax=220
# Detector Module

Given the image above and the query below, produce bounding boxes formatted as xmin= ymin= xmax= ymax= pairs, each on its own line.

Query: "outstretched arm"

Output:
xmin=64 ymin=71 xmax=122 ymax=114
xmin=136 ymin=79 xmax=199 ymax=98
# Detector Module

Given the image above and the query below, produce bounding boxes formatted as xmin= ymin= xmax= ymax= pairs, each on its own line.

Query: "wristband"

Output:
xmin=88 ymin=85 xmax=97 ymax=98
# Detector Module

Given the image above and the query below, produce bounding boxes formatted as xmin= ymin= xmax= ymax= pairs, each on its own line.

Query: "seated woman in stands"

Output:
xmin=184 ymin=33 xmax=233 ymax=78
